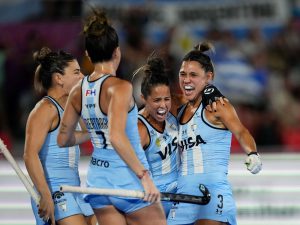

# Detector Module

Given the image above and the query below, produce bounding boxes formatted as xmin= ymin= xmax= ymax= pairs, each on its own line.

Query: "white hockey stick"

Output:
xmin=0 ymin=138 xmax=54 ymax=224
xmin=61 ymin=184 xmax=211 ymax=205
xmin=0 ymin=138 xmax=40 ymax=204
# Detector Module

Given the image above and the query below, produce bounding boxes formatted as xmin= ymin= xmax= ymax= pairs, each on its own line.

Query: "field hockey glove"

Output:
xmin=202 ymin=84 xmax=225 ymax=108
xmin=245 ymin=152 xmax=262 ymax=174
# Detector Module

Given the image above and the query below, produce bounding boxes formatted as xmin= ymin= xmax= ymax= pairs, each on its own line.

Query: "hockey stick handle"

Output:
xmin=60 ymin=184 xmax=211 ymax=205
xmin=0 ymin=138 xmax=40 ymax=204
xmin=61 ymin=185 xmax=144 ymax=198
xmin=0 ymin=138 xmax=53 ymax=225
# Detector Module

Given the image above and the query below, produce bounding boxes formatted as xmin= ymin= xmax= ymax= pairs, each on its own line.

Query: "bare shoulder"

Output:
xmin=137 ymin=117 xmax=147 ymax=131
xmin=106 ymin=77 xmax=133 ymax=95
xmin=138 ymin=119 xmax=148 ymax=136
xmin=27 ymin=98 xmax=57 ymax=124
xmin=137 ymin=114 xmax=149 ymax=148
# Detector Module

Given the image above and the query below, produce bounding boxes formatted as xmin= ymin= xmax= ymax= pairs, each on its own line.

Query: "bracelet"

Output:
xmin=137 ymin=169 xmax=149 ymax=180
xmin=247 ymin=151 xmax=258 ymax=156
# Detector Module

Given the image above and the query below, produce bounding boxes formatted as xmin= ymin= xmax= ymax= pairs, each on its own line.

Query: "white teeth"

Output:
xmin=157 ymin=109 xmax=166 ymax=115
xmin=184 ymin=85 xmax=194 ymax=90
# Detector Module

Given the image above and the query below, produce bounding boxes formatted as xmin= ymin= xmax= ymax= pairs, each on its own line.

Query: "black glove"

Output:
xmin=202 ymin=84 xmax=225 ymax=108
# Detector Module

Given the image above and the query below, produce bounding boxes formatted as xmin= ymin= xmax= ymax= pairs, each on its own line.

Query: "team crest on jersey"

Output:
xmin=155 ymin=138 xmax=161 ymax=147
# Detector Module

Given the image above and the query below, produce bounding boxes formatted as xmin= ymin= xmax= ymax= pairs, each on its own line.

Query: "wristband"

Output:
xmin=247 ymin=151 xmax=258 ymax=156
xmin=137 ymin=169 xmax=149 ymax=179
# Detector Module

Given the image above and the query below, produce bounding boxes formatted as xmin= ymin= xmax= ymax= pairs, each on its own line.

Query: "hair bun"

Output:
xmin=147 ymin=57 xmax=165 ymax=76
xmin=194 ymin=42 xmax=214 ymax=53
xmin=33 ymin=47 xmax=52 ymax=64
xmin=83 ymin=10 xmax=109 ymax=36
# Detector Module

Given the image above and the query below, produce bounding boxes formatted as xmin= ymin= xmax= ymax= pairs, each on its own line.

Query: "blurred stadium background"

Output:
xmin=0 ymin=0 xmax=299 ymax=224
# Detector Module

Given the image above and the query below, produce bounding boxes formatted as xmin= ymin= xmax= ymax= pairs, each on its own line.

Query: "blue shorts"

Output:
xmin=167 ymin=174 xmax=237 ymax=225
xmin=31 ymin=191 xmax=94 ymax=224
xmin=85 ymin=151 xmax=152 ymax=213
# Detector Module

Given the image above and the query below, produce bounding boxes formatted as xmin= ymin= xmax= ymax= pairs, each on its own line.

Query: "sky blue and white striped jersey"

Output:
xmin=81 ymin=75 xmax=147 ymax=164
xmin=138 ymin=113 xmax=179 ymax=186
xmin=81 ymin=75 xmax=112 ymax=150
xmin=177 ymin=102 xmax=232 ymax=176
xmin=39 ymin=96 xmax=80 ymax=187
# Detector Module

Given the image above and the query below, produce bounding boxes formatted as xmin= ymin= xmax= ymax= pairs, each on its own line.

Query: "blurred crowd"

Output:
xmin=0 ymin=1 xmax=300 ymax=155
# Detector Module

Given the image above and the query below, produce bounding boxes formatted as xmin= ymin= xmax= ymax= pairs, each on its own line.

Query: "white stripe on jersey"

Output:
xmin=162 ymin=155 xmax=171 ymax=174
xmin=69 ymin=146 xmax=76 ymax=168
xmin=193 ymin=145 xmax=204 ymax=173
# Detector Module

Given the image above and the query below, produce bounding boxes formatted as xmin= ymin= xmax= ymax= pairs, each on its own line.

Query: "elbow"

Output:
xmin=23 ymin=151 xmax=33 ymax=166
xmin=109 ymin=132 xmax=121 ymax=147
xmin=23 ymin=152 xmax=29 ymax=164
xmin=57 ymin=134 xmax=68 ymax=147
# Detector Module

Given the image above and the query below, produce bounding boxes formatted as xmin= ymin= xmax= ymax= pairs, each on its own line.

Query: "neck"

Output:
xmin=47 ymin=88 xmax=68 ymax=107
xmin=93 ymin=61 xmax=116 ymax=77
xmin=188 ymin=94 xmax=202 ymax=108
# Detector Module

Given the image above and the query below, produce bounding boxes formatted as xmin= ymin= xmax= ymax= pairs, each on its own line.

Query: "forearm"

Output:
xmin=74 ymin=130 xmax=90 ymax=145
xmin=111 ymin=135 xmax=146 ymax=177
xmin=235 ymin=129 xmax=257 ymax=154
xmin=24 ymin=154 xmax=51 ymax=197
xmin=58 ymin=130 xmax=90 ymax=147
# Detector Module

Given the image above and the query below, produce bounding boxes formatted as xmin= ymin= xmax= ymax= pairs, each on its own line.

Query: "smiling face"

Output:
xmin=179 ymin=60 xmax=213 ymax=102
xmin=142 ymin=84 xmax=171 ymax=122
xmin=61 ymin=60 xmax=83 ymax=95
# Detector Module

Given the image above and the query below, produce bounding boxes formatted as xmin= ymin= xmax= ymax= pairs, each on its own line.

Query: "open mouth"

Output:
xmin=184 ymin=85 xmax=195 ymax=95
xmin=157 ymin=109 xmax=167 ymax=116
xmin=155 ymin=108 xmax=168 ymax=121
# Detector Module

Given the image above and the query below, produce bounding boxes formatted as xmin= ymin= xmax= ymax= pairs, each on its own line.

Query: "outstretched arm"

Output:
xmin=214 ymin=101 xmax=262 ymax=174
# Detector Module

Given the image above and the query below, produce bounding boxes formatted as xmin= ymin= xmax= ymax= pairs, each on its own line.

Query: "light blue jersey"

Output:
xmin=32 ymin=96 xmax=94 ymax=224
xmin=138 ymin=113 xmax=179 ymax=216
xmin=167 ymin=102 xmax=237 ymax=225
xmin=178 ymin=103 xmax=232 ymax=176
xmin=81 ymin=75 xmax=151 ymax=213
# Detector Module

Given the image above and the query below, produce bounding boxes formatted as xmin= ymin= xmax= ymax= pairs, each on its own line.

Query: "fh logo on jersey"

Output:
xmin=86 ymin=89 xmax=96 ymax=96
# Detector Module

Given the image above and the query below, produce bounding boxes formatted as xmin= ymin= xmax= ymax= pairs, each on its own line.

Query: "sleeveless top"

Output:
xmin=39 ymin=96 xmax=80 ymax=188
xmin=177 ymin=102 xmax=232 ymax=177
xmin=81 ymin=74 xmax=149 ymax=166
xmin=138 ymin=113 xmax=179 ymax=186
